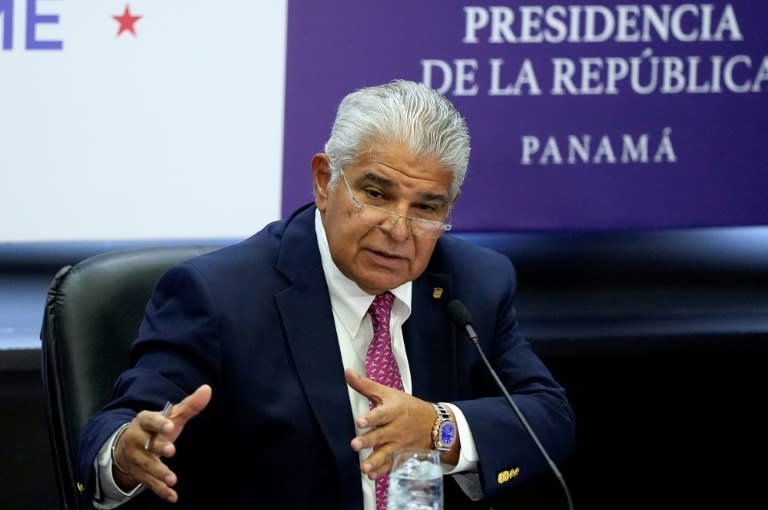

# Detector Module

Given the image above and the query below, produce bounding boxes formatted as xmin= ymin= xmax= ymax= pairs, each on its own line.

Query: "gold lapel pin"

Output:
xmin=432 ymin=287 xmax=443 ymax=299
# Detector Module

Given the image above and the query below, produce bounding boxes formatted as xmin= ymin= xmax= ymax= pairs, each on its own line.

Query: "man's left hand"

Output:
xmin=344 ymin=368 xmax=436 ymax=479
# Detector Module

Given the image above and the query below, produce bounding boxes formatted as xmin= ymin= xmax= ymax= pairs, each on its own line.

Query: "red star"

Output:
xmin=113 ymin=5 xmax=142 ymax=37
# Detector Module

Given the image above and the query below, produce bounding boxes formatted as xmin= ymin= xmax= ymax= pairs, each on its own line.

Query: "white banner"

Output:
xmin=0 ymin=1 xmax=287 ymax=241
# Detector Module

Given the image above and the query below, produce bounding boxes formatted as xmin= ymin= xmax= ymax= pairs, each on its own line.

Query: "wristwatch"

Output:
xmin=431 ymin=403 xmax=457 ymax=453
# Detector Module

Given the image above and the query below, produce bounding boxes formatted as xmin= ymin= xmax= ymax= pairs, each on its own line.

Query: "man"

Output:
xmin=78 ymin=79 xmax=575 ymax=510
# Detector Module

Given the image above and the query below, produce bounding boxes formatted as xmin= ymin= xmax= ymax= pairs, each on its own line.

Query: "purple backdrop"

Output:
xmin=282 ymin=0 xmax=768 ymax=231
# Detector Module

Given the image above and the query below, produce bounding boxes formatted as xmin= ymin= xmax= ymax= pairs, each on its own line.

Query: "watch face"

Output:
xmin=439 ymin=422 xmax=457 ymax=446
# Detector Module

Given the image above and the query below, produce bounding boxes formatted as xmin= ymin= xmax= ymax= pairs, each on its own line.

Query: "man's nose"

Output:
xmin=381 ymin=213 xmax=411 ymax=241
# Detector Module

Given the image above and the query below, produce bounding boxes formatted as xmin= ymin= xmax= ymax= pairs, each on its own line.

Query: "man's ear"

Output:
xmin=311 ymin=153 xmax=331 ymax=209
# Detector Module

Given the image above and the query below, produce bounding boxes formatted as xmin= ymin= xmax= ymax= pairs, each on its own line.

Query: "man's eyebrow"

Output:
xmin=420 ymin=192 xmax=450 ymax=205
xmin=355 ymin=172 xmax=394 ymax=190
xmin=355 ymin=172 xmax=450 ymax=204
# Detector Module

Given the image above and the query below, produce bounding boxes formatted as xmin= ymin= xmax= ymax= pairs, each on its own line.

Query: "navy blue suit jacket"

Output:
xmin=79 ymin=204 xmax=574 ymax=509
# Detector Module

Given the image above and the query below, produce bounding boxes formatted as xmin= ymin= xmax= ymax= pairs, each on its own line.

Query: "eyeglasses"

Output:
xmin=339 ymin=169 xmax=452 ymax=239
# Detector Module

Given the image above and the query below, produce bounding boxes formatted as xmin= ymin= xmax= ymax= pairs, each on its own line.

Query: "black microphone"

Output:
xmin=446 ymin=299 xmax=574 ymax=510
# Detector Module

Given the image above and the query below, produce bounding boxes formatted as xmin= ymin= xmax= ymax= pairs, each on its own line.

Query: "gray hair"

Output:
xmin=324 ymin=80 xmax=470 ymax=199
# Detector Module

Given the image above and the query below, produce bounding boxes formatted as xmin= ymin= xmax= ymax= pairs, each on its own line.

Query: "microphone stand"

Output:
xmin=451 ymin=302 xmax=574 ymax=510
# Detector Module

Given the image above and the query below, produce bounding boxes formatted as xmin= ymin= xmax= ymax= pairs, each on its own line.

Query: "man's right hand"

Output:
xmin=112 ymin=384 xmax=212 ymax=503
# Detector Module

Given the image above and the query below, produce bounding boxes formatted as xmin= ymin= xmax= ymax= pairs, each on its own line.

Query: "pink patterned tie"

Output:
xmin=365 ymin=291 xmax=402 ymax=510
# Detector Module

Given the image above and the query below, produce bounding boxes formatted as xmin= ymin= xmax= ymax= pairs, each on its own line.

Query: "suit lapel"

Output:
xmin=404 ymin=271 xmax=459 ymax=402
xmin=274 ymin=206 xmax=362 ymax=510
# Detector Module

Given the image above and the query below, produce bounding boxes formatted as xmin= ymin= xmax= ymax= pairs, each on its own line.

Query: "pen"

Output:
xmin=144 ymin=401 xmax=173 ymax=451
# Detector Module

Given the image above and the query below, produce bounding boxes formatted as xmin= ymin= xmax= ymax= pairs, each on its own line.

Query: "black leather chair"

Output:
xmin=40 ymin=245 xmax=219 ymax=510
